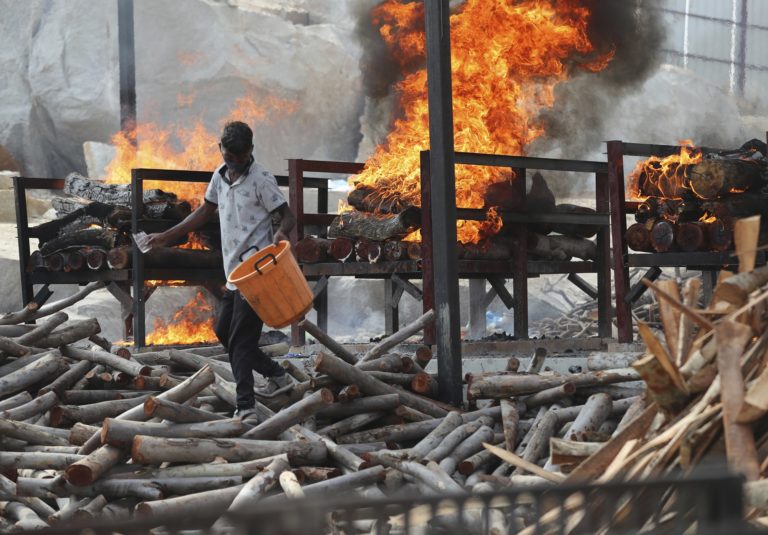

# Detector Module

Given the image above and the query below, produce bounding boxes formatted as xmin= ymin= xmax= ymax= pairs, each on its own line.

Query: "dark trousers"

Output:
xmin=214 ymin=289 xmax=283 ymax=409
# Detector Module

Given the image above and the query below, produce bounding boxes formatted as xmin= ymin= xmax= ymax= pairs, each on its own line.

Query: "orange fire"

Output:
xmin=629 ymin=140 xmax=703 ymax=200
xmin=145 ymin=291 xmax=217 ymax=346
xmin=103 ymin=93 xmax=297 ymax=207
xmin=351 ymin=0 xmax=615 ymax=244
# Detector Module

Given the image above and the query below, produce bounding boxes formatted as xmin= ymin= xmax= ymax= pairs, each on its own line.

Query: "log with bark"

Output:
xmin=295 ymin=236 xmax=331 ymax=264
xmin=106 ymin=245 xmax=222 ymax=270
xmin=40 ymin=228 xmax=119 ymax=257
xmin=328 ymin=206 xmax=421 ymax=241
xmin=64 ymin=172 xmax=177 ymax=207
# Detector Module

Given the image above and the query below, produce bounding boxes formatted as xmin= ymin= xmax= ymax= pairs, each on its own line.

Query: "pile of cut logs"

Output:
xmin=5 ymin=214 xmax=768 ymax=532
xmin=27 ymin=173 xmax=221 ymax=273
xmin=626 ymin=140 xmax=768 ymax=253
xmin=296 ymin=172 xmax=598 ymax=265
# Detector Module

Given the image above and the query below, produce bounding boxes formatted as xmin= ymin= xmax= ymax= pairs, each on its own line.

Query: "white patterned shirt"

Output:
xmin=204 ymin=158 xmax=287 ymax=290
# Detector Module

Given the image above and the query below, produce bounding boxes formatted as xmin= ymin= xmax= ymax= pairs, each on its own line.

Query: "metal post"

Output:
xmin=117 ymin=0 xmax=137 ymax=142
xmin=424 ymin=0 xmax=462 ymax=406
xmin=131 ymin=169 xmax=145 ymax=347
xmin=288 ymin=159 xmax=306 ymax=347
xmin=736 ymin=0 xmax=748 ymax=96
xmin=13 ymin=177 xmax=34 ymax=309
xmin=607 ymin=141 xmax=633 ymax=343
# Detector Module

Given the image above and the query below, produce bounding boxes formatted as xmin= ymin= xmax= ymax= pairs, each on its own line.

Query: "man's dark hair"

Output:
xmin=220 ymin=121 xmax=253 ymax=154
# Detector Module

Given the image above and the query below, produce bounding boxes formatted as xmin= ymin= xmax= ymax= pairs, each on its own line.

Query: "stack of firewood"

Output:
xmin=298 ymin=172 xmax=598 ymax=265
xmin=626 ymin=141 xmax=768 ymax=253
xmin=27 ymin=173 xmax=221 ymax=273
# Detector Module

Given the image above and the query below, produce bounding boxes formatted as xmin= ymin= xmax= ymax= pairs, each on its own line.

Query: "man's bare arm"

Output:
xmin=146 ymin=201 xmax=218 ymax=249
xmin=272 ymin=203 xmax=296 ymax=244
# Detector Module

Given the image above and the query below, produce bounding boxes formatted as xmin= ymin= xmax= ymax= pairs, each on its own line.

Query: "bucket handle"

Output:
xmin=252 ymin=253 xmax=277 ymax=275
xmin=238 ymin=245 xmax=260 ymax=263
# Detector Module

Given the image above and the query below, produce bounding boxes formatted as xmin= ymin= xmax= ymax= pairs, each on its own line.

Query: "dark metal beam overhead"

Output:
xmin=424 ymin=0 xmax=462 ymax=406
xmin=117 ymin=0 xmax=137 ymax=143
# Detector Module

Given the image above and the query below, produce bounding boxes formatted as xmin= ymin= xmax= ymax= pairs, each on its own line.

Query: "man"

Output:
xmin=147 ymin=121 xmax=295 ymax=418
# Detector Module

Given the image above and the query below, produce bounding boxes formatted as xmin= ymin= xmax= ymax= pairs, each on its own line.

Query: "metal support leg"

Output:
xmin=468 ymin=278 xmax=486 ymax=340
xmin=702 ymin=269 xmax=719 ymax=306
xmin=595 ymin=171 xmax=612 ymax=338
xmin=607 ymin=141 xmax=633 ymax=342
xmin=384 ymin=278 xmax=401 ymax=335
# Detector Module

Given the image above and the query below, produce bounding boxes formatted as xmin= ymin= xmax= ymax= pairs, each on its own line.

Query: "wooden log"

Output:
xmin=328 ymin=237 xmax=355 ymax=262
xmin=0 ymin=281 xmax=104 ymax=326
xmin=63 ymin=249 xmax=86 ymax=272
xmin=40 ymin=228 xmax=118 ymax=256
xmin=14 ymin=312 xmax=68 ymax=346
xmin=525 ymin=347 xmax=548 ymax=374
xmin=522 ymin=383 xmax=576 ymax=408
xmin=67 ymin=366 xmax=216 ymax=485
xmin=549 ymin=438 xmax=603 ymax=466
xmin=439 ymin=425 xmax=495 ymax=474
xmin=47 ymin=497 xmax=90 ymax=525
xmin=347 ymin=185 xmax=411 ymax=214
xmin=316 ymin=394 xmax=401 ymax=421
xmin=131 ymin=436 xmax=326 ymax=465
xmin=0 ymin=352 xmax=66 ymax=398
xmin=706 ymin=219 xmax=733 ymax=252
xmin=64 ymin=172 xmax=176 ymax=205
xmin=500 ymin=399 xmax=520 ymax=452
xmin=294 ymin=236 xmax=331 ymax=264
xmin=316 ymin=351 xmax=448 ymax=418
xmin=0 ymin=474 xmax=56 ymax=519
xmin=406 ymin=242 xmax=423 ymax=261
xmin=328 ymin=206 xmax=421 ymax=241
xmin=0 ymin=391 xmax=32 ymax=411
xmin=676 ymin=277 xmax=702 ymax=365
xmin=281 ymin=359 xmax=311 ymax=382
xmin=675 ymin=222 xmax=708 ymax=252
xmin=0 ymin=418 xmax=70 ymax=446
xmin=0 ymin=391 xmax=59 ymax=421
xmin=650 ymin=219 xmax=676 ymax=252
xmin=34 ymin=319 xmax=102 ymax=348
xmin=586 ymin=352 xmax=642 ymax=371
xmin=528 ymin=233 xmax=596 ymax=261
xmin=564 ymin=393 xmax=612 ymax=442
xmin=625 ymin=222 xmax=654 ymax=252
xmin=355 ymin=238 xmax=382 ymax=263
xmin=411 ymin=372 xmax=438 ymax=397
xmin=424 ymin=417 xmax=494 ymax=463
xmin=0 ymin=500 xmax=49 ymax=530
xmin=688 ymin=158 xmax=763 ymax=199
xmin=17 ymin=476 xmax=162 ymax=501
xmin=85 ymin=248 xmax=107 ymax=270
xmin=467 ymin=368 xmax=639 ymax=399
xmin=38 ymin=360 xmax=93 ymax=397
xmin=102 ymin=418 xmax=245 ymax=448
xmin=368 ymin=452 xmax=466 ymax=494
xmin=0 ymin=451 xmax=84 ymax=470
xmin=144 ymin=396 xmax=220 ymax=423
xmin=62 ymin=390 xmax=138 ymax=404
xmin=383 ymin=240 xmax=408 ymax=261
xmin=513 ymin=409 xmax=558 ymax=475
xmin=62 ymin=345 xmax=150 ymax=377
xmin=317 ymin=412 xmax=384 ymax=439
xmin=714 ymin=265 xmax=768 ymax=306
xmin=71 ymin=495 xmax=108 ymax=522
xmin=279 ymin=470 xmax=304 ymax=499
xmin=716 ymin=320 xmax=760 ymax=480
xmin=299 ymin=319 xmax=358 ymax=364
xmin=168 ymin=349 xmax=235 ymax=382
xmin=457 ymin=241 xmax=511 ymax=260
xmin=51 ymin=396 xmax=150 ymax=427
xmin=337 ymin=384 xmax=360 ymax=403
xmin=738 ymin=358 xmax=768 ymax=424
xmin=123 ymin=456 xmax=285 ymax=480
xmin=655 ymin=279 xmax=681 ymax=362
xmin=484 ymin=179 xmax=524 ymax=212
xmin=135 ymin=482 xmax=246 ymax=518
xmin=395 ymin=404 xmax=431 ymax=422
xmin=69 ymin=423 xmax=101 ymax=446
xmin=368 ymin=370 xmax=417 ymax=386
xmin=44 ymin=252 xmax=65 ymax=271
xmin=242 ymin=388 xmax=334 ymax=439
xmin=359 ymin=309 xmax=436 ymax=363
xmin=218 ymin=456 xmax=289 ymax=526
xmin=358 ymin=354 xmax=405 ymax=373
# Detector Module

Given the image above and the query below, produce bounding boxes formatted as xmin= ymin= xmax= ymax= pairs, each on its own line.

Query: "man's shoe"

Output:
xmin=234 ymin=407 xmax=259 ymax=421
xmin=255 ymin=373 xmax=294 ymax=397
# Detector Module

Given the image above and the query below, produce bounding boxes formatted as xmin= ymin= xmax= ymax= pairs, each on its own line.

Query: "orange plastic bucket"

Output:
xmin=227 ymin=241 xmax=313 ymax=328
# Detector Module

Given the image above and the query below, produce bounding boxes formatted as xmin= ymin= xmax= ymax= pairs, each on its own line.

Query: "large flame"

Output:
xmin=145 ymin=291 xmax=217 ymax=346
xmin=352 ymin=0 xmax=614 ymax=244
xmin=629 ymin=140 xmax=703 ymax=200
xmin=104 ymin=93 xmax=297 ymax=207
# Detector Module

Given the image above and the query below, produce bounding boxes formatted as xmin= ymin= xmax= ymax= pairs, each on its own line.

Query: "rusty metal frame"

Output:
xmin=606 ymin=140 xmax=767 ymax=343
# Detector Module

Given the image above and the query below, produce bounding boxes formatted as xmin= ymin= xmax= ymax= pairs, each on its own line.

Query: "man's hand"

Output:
xmin=273 ymin=230 xmax=290 ymax=244
xmin=145 ymin=233 xmax=170 ymax=250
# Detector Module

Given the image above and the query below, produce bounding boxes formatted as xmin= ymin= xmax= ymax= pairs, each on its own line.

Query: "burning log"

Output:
xmin=688 ymin=158 xmax=763 ymax=199
xmin=328 ymin=236 xmax=355 ymax=262
xmin=484 ymin=180 xmax=524 ymax=212
xmin=45 ymin=253 xmax=65 ymax=271
xmin=106 ymin=245 xmax=222 ymax=269
xmin=457 ymin=240 xmax=511 ymax=260
xmin=39 ymin=228 xmax=119 ymax=257
xmin=294 ymin=236 xmax=331 ymax=264
xmin=675 ymin=221 xmax=708 ymax=252
xmin=355 ymin=238 xmax=383 ymax=263
xmin=64 ymin=249 xmax=86 ymax=272
xmin=64 ymin=172 xmax=177 ymax=207
xmin=706 ymin=218 xmax=734 ymax=252
xmin=328 ymin=206 xmax=421 ymax=241
xmin=347 ymin=185 xmax=411 ymax=214
xmin=85 ymin=248 xmax=108 ymax=270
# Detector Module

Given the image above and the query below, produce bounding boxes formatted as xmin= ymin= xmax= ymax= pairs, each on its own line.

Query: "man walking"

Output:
xmin=147 ymin=121 xmax=294 ymax=417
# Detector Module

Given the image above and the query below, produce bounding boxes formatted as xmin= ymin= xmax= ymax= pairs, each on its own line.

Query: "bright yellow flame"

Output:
xmin=145 ymin=291 xmax=217 ymax=346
